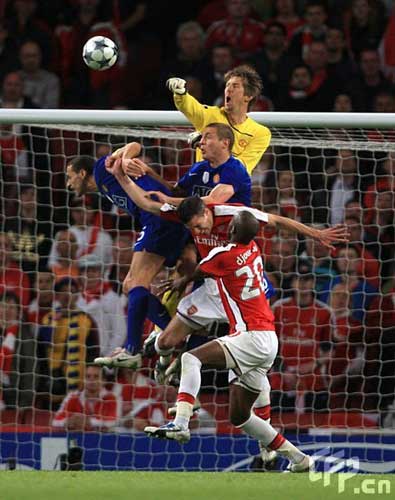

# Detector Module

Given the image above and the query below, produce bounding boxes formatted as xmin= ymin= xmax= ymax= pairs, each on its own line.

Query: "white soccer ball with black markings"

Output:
xmin=82 ymin=36 xmax=118 ymax=71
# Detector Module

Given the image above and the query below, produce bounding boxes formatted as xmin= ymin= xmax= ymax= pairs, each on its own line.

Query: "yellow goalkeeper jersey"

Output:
xmin=174 ymin=93 xmax=271 ymax=175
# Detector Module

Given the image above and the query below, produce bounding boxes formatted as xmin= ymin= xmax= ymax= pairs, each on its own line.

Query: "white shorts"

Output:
xmin=176 ymin=278 xmax=227 ymax=330
xmin=216 ymin=330 xmax=278 ymax=393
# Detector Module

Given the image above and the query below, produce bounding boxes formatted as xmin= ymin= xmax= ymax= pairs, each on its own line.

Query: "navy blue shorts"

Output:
xmin=133 ymin=219 xmax=189 ymax=268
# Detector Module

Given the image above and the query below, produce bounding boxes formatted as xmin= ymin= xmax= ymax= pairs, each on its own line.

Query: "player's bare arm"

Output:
xmin=149 ymin=183 xmax=236 ymax=207
xmin=123 ymin=157 xmax=175 ymax=191
xmin=105 ymin=141 xmax=142 ymax=171
xmin=266 ymin=213 xmax=350 ymax=249
xmin=106 ymin=158 xmax=163 ymax=215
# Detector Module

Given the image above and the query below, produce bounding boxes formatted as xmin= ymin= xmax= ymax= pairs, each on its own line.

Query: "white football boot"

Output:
xmin=94 ymin=348 xmax=142 ymax=370
xmin=144 ymin=422 xmax=191 ymax=444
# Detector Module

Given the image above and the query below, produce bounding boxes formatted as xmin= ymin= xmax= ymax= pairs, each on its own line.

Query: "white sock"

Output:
xmin=238 ymin=413 xmax=277 ymax=446
xmin=174 ymin=352 xmax=202 ymax=429
xmin=239 ymin=414 xmax=305 ymax=464
xmin=276 ymin=441 xmax=305 ymax=464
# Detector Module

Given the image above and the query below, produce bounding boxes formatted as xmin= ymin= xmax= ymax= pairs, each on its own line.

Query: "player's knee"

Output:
xmin=157 ymin=331 xmax=174 ymax=351
xmin=181 ymin=351 xmax=201 ymax=370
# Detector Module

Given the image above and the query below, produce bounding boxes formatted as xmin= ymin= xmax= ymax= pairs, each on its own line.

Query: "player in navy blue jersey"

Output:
xmin=122 ymin=123 xmax=252 ymax=207
xmin=66 ymin=143 xmax=189 ymax=369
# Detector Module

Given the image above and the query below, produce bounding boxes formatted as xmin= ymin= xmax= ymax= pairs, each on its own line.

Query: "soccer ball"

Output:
xmin=82 ymin=36 xmax=118 ymax=71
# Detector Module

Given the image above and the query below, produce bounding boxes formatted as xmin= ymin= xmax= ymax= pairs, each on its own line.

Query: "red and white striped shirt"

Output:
xmin=199 ymin=240 xmax=275 ymax=333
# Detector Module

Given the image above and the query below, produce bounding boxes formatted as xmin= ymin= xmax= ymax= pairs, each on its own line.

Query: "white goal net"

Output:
xmin=0 ymin=111 xmax=394 ymax=472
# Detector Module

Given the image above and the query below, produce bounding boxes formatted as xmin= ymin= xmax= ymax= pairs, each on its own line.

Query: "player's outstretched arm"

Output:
xmin=106 ymin=158 xmax=163 ymax=215
xmin=122 ymin=158 xmax=175 ymax=191
xmin=148 ymin=183 xmax=235 ymax=207
xmin=267 ymin=213 xmax=349 ymax=249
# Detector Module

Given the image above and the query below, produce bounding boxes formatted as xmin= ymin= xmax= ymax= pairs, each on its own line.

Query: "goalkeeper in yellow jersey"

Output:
xmin=167 ymin=65 xmax=271 ymax=175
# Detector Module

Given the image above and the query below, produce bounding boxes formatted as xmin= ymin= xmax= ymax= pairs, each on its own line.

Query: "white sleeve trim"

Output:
xmin=199 ymin=243 xmax=235 ymax=266
xmin=160 ymin=203 xmax=177 ymax=213
xmin=214 ymin=205 xmax=269 ymax=224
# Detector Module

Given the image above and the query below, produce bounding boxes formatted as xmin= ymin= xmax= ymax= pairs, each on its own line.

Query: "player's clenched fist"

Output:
xmin=166 ymin=77 xmax=186 ymax=95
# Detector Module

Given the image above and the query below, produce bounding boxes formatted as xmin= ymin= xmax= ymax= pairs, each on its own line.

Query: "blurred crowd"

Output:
xmin=0 ymin=0 xmax=395 ymax=431
xmin=0 ymin=0 xmax=395 ymax=110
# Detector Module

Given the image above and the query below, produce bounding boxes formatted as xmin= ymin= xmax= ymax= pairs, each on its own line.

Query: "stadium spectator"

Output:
xmin=38 ymin=277 xmax=99 ymax=407
xmin=5 ymin=0 xmax=53 ymax=67
xmin=343 ymin=0 xmax=387 ymax=60
xmin=267 ymin=0 xmax=304 ymax=41
xmin=379 ymin=0 xmax=395 ymax=82
xmin=343 ymin=215 xmax=380 ymax=287
xmin=0 ymin=292 xmax=20 ymax=410
xmin=348 ymin=49 xmax=394 ymax=112
xmin=303 ymin=40 xmax=339 ymax=111
xmin=27 ymin=271 xmax=55 ymax=332
xmin=363 ymin=152 xmax=395 ymax=223
xmin=0 ymin=291 xmax=35 ymax=410
xmin=325 ymin=27 xmax=357 ymax=85
xmin=109 ymin=233 xmax=135 ymax=295
xmin=364 ymin=189 xmax=395 ymax=282
xmin=323 ymin=149 xmax=359 ymax=225
xmin=275 ymin=64 xmax=316 ymax=111
xmin=372 ymin=90 xmax=395 ymax=112
xmin=52 ymin=364 xmax=118 ymax=431
xmin=0 ymin=71 xmax=37 ymax=109
xmin=116 ymin=367 xmax=167 ymax=431
xmin=159 ymin=21 xmax=206 ymax=99
xmin=0 ymin=232 xmax=31 ymax=307
xmin=344 ymin=198 xmax=364 ymax=223
xmin=303 ymin=228 xmax=338 ymax=300
xmin=0 ymin=123 xmax=29 ymax=215
xmin=249 ymin=22 xmax=293 ymax=103
xmin=288 ymin=1 xmax=328 ymax=60
xmin=18 ymin=41 xmax=60 ymax=108
xmin=320 ymin=245 xmax=378 ymax=322
xmin=4 ymin=185 xmax=53 ymax=281
xmin=50 ymin=230 xmax=79 ymax=282
xmin=364 ymin=290 xmax=395 ymax=413
xmin=197 ymin=0 xmax=228 ymax=29
xmin=265 ymin=235 xmax=299 ymax=299
xmin=327 ymin=282 xmax=364 ymax=410
xmin=77 ymin=253 xmax=127 ymax=357
xmin=271 ymin=261 xmax=333 ymax=412
xmin=49 ymin=197 xmax=113 ymax=275
xmin=205 ymin=0 xmax=266 ymax=60
xmin=201 ymin=44 xmax=236 ymax=104
xmin=333 ymin=93 xmax=354 ymax=112
xmin=275 ymin=168 xmax=301 ymax=220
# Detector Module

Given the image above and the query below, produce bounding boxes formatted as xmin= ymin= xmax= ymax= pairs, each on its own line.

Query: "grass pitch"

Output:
xmin=0 ymin=471 xmax=394 ymax=500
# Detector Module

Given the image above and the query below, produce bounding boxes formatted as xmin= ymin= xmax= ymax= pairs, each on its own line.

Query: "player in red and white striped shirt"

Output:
xmin=145 ymin=211 xmax=314 ymax=472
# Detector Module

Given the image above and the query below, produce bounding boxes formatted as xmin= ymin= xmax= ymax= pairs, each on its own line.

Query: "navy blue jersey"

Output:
xmin=177 ymin=156 xmax=251 ymax=206
xmin=94 ymin=155 xmax=174 ymax=226
xmin=94 ymin=156 xmax=188 ymax=267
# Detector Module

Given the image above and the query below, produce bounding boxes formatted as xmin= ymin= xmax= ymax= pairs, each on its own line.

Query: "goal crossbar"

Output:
xmin=0 ymin=109 xmax=394 ymax=128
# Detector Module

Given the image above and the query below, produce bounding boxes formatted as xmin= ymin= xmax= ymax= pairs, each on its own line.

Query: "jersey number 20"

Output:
xmin=235 ymin=256 xmax=265 ymax=300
